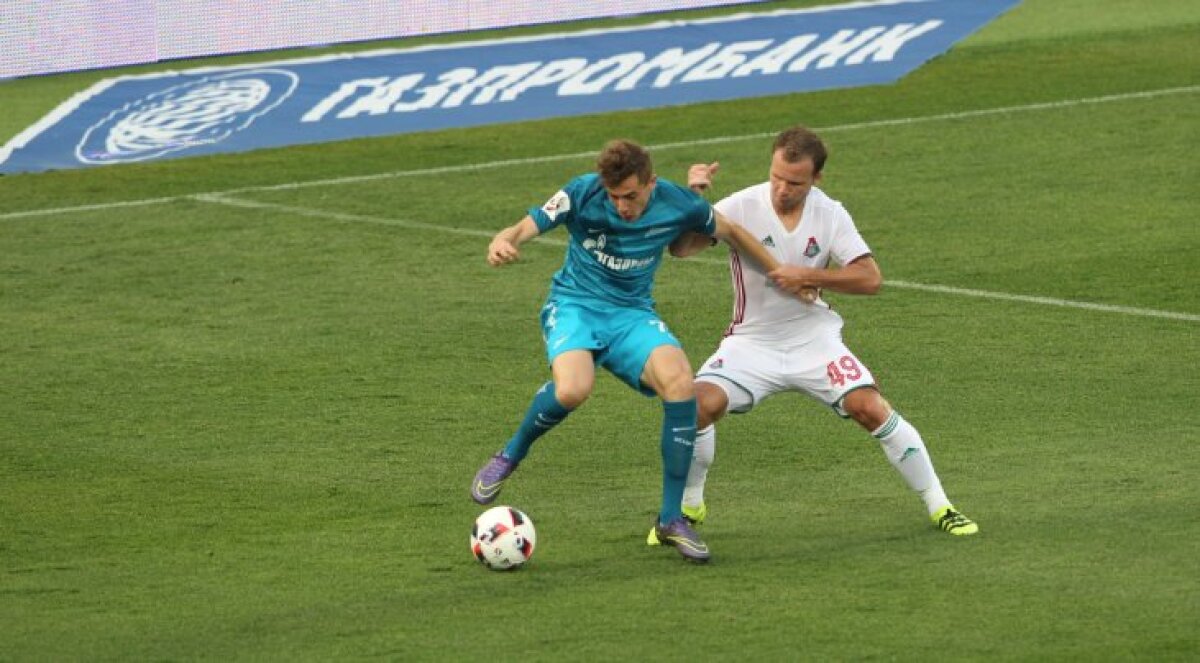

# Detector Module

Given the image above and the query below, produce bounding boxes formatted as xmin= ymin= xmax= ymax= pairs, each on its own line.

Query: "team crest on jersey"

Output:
xmin=708 ymin=358 xmax=724 ymax=369
xmin=542 ymin=190 xmax=571 ymax=221
xmin=761 ymin=235 xmax=776 ymax=247
xmin=803 ymin=236 xmax=821 ymax=258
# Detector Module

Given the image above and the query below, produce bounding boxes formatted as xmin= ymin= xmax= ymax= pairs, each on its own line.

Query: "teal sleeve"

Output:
xmin=529 ymin=176 xmax=584 ymax=232
xmin=693 ymin=198 xmax=717 ymax=236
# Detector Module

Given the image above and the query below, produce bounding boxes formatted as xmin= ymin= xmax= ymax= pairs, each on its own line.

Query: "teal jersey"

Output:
xmin=530 ymin=173 xmax=716 ymax=308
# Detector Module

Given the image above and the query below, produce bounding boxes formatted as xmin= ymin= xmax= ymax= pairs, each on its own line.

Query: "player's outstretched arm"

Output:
xmin=487 ymin=215 xmax=541 ymax=267
xmin=712 ymin=210 xmax=779 ymax=273
xmin=715 ymin=210 xmax=820 ymax=303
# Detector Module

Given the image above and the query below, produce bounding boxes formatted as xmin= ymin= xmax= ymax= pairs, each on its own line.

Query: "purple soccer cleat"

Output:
xmin=654 ymin=517 xmax=711 ymax=563
xmin=470 ymin=453 xmax=517 ymax=505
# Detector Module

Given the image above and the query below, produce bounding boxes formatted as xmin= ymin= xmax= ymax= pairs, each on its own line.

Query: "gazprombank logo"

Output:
xmin=0 ymin=0 xmax=1020 ymax=174
xmin=75 ymin=69 xmax=299 ymax=164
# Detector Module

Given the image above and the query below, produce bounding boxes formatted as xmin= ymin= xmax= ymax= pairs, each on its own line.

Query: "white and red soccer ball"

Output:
xmin=471 ymin=506 xmax=536 ymax=570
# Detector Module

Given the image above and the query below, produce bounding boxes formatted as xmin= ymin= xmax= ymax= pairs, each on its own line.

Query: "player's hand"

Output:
xmin=688 ymin=161 xmax=720 ymax=193
xmin=780 ymin=284 xmax=820 ymax=303
xmin=487 ymin=238 xmax=520 ymax=266
xmin=769 ymin=266 xmax=821 ymax=303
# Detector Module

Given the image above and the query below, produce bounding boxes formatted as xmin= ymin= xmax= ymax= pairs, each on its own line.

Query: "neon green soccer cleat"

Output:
xmin=646 ymin=503 xmax=707 ymax=546
xmin=932 ymin=506 xmax=979 ymax=536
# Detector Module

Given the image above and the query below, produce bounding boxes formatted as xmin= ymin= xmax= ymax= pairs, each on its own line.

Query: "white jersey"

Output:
xmin=714 ymin=184 xmax=870 ymax=344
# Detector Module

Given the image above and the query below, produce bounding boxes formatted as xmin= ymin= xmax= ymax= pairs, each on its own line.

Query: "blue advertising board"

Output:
xmin=0 ymin=0 xmax=1019 ymax=174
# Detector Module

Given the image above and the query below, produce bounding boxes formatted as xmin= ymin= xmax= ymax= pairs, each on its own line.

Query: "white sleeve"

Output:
xmin=713 ymin=195 xmax=737 ymax=221
xmin=829 ymin=204 xmax=871 ymax=266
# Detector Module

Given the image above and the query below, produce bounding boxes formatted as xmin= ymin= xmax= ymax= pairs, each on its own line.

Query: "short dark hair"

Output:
xmin=772 ymin=126 xmax=828 ymax=174
xmin=597 ymin=139 xmax=653 ymax=187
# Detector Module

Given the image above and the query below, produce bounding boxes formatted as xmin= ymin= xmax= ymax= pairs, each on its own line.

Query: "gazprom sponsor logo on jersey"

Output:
xmin=584 ymin=232 xmax=656 ymax=271
xmin=76 ymin=69 xmax=298 ymax=164
xmin=0 ymin=0 xmax=1019 ymax=174
xmin=594 ymin=252 xmax=656 ymax=271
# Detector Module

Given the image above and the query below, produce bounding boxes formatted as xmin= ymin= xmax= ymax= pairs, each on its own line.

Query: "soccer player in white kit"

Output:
xmin=652 ymin=126 xmax=978 ymax=541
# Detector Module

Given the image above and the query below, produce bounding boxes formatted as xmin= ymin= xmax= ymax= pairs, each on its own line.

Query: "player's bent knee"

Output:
xmin=655 ymin=371 xmax=695 ymax=402
xmin=643 ymin=346 xmax=695 ymax=401
xmin=843 ymin=388 xmax=889 ymax=430
xmin=695 ymin=383 xmax=728 ymax=429
xmin=554 ymin=383 xmax=592 ymax=409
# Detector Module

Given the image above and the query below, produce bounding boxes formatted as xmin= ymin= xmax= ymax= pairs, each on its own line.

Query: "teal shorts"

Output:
xmin=540 ymin=298 xmax=681 ymax=396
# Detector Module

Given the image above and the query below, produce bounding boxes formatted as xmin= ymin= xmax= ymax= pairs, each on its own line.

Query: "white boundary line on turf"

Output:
xmin=190 ymin=193 xmax=499 ymax=239
xmin=883 ymin=280 xmax=1200 ymax=322
xmin=192 ymin=193 xmax=1200 ymax=323
xmin=1 ymin=84 xmax=1197 ymax=222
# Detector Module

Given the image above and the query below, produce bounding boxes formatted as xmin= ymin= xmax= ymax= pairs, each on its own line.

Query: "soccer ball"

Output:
xmin=471 ymin=506 xmax=536 ymax=570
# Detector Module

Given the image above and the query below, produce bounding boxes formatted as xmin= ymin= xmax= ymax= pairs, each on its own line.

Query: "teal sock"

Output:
xmin=502 ymin=382 xmax=571 ymax=463
xmin=659 ymin=398 xmax=697 ymax=524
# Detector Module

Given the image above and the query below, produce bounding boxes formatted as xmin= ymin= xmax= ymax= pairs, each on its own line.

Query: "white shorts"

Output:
xmin=695 ymin=333 xmax=876 ymax=418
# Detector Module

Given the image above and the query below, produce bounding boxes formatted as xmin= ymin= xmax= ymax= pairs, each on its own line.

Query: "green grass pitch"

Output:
xmin=1 ymin=0 xmax=1198 ymax=659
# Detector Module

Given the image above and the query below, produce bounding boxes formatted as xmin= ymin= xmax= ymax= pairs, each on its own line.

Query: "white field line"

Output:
xmin=193 ymin=193 xmax=1200 ymax=323
xmin=190 ymin=193 xmax=501 ymax=239
xmin=883 ymin=280 xmax=1200 ymax=322
xmin=1 ymin=84 xmax=1197 ymax=222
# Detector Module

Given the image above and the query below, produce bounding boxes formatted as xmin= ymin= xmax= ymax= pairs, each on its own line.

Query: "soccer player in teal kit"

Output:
xmin=470 ymin=139 xmax=782 ymax=563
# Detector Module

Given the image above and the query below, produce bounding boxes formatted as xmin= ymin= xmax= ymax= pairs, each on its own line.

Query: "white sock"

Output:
xmin=872 ymin=412 xmax=950 ymax=516
xmin=682 ymin=425 xmax=715 ymax=509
